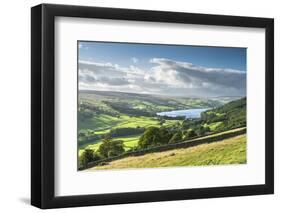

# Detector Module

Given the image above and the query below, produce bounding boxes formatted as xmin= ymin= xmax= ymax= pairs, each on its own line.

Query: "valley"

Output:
xmin=78 ymin=90 xmax=246 ymax=170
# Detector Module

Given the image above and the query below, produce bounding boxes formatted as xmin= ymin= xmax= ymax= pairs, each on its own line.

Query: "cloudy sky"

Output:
xmin=78 ymin=41 xmax=246 ymax=97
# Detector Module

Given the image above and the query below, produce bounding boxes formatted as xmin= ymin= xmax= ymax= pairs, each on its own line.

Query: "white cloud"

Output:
xmin=78 ymin=58 xmax=246 ymax=97
xmin=149 ymin=58 xmax=246 ymax=91
xmin=78 ymin=43 xmax=88 ymax=50
xmin=131 ymin=57 xmax=138 ymax=64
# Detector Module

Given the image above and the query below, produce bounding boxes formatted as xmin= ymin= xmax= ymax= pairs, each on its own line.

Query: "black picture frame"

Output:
xmin=31 ymin=3 xmax=274 ymax=209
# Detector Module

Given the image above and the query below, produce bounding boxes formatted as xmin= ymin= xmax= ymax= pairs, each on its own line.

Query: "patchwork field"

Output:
xmin=78 ymin=91 xmax=221 ymax=156
xmin=78 ymin=114 xmax=180 ymax=156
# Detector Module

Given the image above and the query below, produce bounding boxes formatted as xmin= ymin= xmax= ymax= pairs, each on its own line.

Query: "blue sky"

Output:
xmin=78 ymin=41 xmax=246 ymax=97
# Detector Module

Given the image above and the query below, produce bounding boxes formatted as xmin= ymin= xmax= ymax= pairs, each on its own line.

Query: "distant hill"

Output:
xmin=79 ymin=90 xmax=239 ymax=113
xmin=201 ymin=97 xmax=246 ymax=130
xmin=80 ymin=90 xmax=242 ymax=102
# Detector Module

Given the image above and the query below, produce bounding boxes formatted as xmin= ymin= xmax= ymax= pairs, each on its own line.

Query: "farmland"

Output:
xmin=78 ymin=90 xmax=229 ymax=153
xmin=78 ymin=90 xmax=246 ymax=170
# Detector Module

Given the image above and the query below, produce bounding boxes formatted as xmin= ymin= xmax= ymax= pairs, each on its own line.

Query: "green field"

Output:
xmin=88 ymin=134 xmax=246 ymax=170
xmin=78 ymin=91 xmax=192 ymax=156
xmin=79 ymin=113 xmax=180 ymax=135
xmin=204 ymin=121 xmax=224 ymax=131
xmin=79 ymin=135 xmax=140 ymax=156
xmin=78 ymin=114 xmax=180 ymax=156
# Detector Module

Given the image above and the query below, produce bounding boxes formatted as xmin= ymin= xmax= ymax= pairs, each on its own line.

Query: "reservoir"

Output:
xmin=156 ymin=108 xmax=210 ymax=119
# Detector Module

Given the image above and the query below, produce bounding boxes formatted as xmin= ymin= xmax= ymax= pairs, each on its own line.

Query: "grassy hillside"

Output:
xmin=181 ymin=97 xmax=246 ymax=135
xmin=79 ymin=90 xmax=227 ymax=113
xmin=78 ymin=91 xmax=194 ymax=146
xmin=88 ymin=134 xmax=246 ymax=170
xmin=201 ymin=97 xmax=246 ymax=130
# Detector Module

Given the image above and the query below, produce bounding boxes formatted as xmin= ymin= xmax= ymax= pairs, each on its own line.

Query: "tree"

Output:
xmin=78 ymin=132 xmax=86 ymax=137
xmin=197 ymin=125 xmax=210 ymax=136
xmin=204 ymin=126 xmax=211 ymax=134
xmin=109 ymin=127 xmax=145 ymax=137
xmin=87 ymin=129 xmax=95 ymax=136
xmin=159 ymin=127 xmax=172 ymax=144
xmin=138 ymin=127 xmax=162 ymax=149
xmin=79 ymin=149 xmax=96 ymax=168
xmin=98 ymin=138 xmax=125 ymax=158
xmin=184 ymin=129 xmax=197 ymax=140
xmin=169 ymin=131 xmax=182 ymax=144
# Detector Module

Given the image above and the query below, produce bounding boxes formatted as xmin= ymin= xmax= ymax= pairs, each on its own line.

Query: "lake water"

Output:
xmin=156 ymin=108 xmax=210 ymax=119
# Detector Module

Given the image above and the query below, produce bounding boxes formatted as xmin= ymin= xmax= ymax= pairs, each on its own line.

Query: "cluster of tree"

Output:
xmin=108 ymin=127 xmax=146 ymax=137
xmin=181 ymin=119 xmax=211 ymax=136
xmin=181 ymin=98 xmax=246 ymax=134
xmin=200 ymin=97 xmax=246 ymax=131
xmin=157 ymin=115 xmax=186 ymax=121
xmin=79 ymin=149 xmax=100 ymax=168
xmin=98 ymin=138 xmax=125 ymax=158
xmin=183 ymin=129 xmax=197 ymax=139
xmin=137 ymin=125 xmax=209 ymax=149
xmin=79 ymin=124 xmax=211 ymax=167
xmin=138 ymin=127 xmax=172 ymax=148
xmin=78 ymin=129 xmax=95 ymax=138
xmin=79 ymin=137 xmax=126 ymax=168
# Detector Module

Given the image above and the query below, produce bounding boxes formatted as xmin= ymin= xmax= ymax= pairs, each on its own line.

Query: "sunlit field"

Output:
xmin=89 ymin=134 xmax=246 ymax=170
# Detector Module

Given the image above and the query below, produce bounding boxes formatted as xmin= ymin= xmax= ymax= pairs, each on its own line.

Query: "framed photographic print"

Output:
xmin=31 ymin=4 xmax=274 ymax=209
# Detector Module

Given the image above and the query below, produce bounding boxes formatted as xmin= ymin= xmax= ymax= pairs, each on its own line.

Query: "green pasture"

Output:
xmin=203 ymin=121 xmax=224 ymax=131
xmin=79 ymin=113 xmax=178 ymax=131
xmin=79 ymin=135 xmax=140 ymax=156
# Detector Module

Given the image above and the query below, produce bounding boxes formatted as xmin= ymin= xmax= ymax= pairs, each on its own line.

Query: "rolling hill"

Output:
xmin=78 ymin=90 xmax=246 ymax=170
xmin=89 ymin=134 xmax=246 ymax=170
